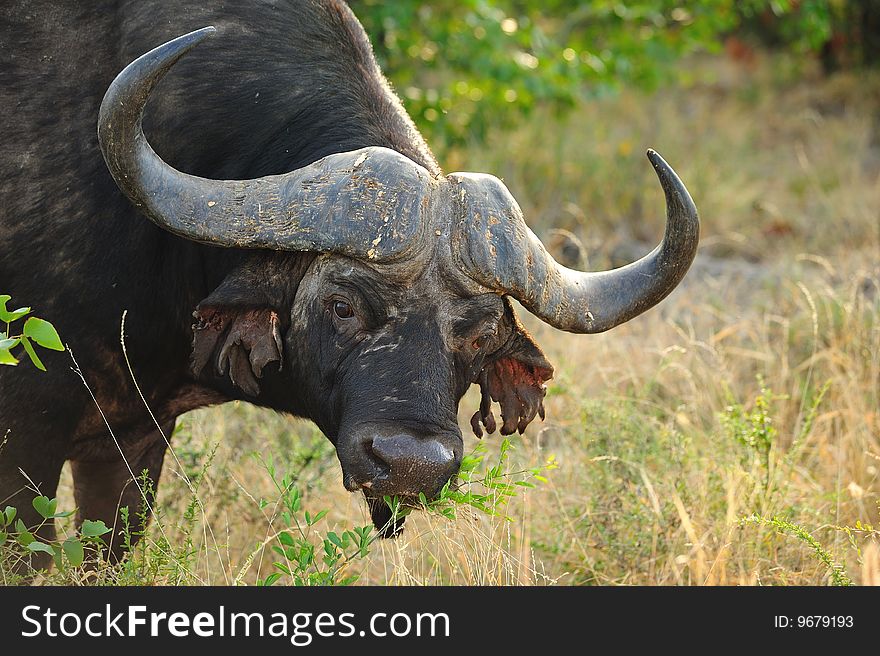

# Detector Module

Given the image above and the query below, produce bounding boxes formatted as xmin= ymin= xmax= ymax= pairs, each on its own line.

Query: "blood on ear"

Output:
xmin=471 ymin=351 xmax=552 ymax=438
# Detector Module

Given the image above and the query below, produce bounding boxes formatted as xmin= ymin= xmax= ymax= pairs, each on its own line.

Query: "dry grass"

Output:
xmin=41 ymin=52 xmax=880 ymax=586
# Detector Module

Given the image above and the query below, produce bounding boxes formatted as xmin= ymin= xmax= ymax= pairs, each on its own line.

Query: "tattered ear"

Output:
xmin=471 ymin=317 xmax=554 ymax=438
xmin=191 ymin=304 xmax=283 ymax=397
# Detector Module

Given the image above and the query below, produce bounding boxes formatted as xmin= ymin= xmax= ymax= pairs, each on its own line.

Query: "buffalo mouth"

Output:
xmin=366 ymin=495 xmax=406 ymax=538
xmin=361 ymin=479 xmax=459 ymax=539
xmin=361 ymin=493 xmax=427 ymax=539
xmin=338 ymin=423 xmax=463 ymax=536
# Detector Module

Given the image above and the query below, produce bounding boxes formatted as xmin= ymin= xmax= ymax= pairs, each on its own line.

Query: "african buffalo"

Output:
xmin=0 ymin=0 xmax=698 ymax=562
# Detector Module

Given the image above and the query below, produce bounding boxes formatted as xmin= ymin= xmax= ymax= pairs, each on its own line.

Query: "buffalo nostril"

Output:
xmin=370 ymin=433 xmax=458 ymax=476
xmin=345 ymin=428 xmax=462 ymax=498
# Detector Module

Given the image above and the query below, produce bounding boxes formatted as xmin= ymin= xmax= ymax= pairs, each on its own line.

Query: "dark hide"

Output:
xmin=0 ymin=0 xmax=552 ymax=560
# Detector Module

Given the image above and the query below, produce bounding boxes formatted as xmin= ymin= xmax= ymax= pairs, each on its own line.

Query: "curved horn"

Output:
xmin=98 ymin=28 xmax=431 ymax=261
xmin=450 ymin=150 xmax=699 ymax=333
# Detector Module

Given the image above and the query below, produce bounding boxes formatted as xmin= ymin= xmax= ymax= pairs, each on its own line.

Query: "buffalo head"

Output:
xmin=98 ymin=28 xmax=699 ymax=535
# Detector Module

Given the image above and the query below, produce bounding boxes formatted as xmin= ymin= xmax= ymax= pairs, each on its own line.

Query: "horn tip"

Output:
xmin=167 ymin=27 xmax=217 ymax=55
xmin=183 ymin=26 xmax=217 ymax=46
xmin=645 ymin=148 xmax=665 ymax=170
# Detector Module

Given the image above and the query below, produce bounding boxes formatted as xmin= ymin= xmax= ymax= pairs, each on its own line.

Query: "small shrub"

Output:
xmin=242 ymin=456 xmax=375 ymax=586
xmin=0 ymin=496 xmax=111 ymax=580
xmin=742 ymin=514 xmax=853 ymax=586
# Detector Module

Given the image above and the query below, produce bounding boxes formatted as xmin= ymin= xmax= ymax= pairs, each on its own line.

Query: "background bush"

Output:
xmin=352 ymin=0 xmax=871 ymax=148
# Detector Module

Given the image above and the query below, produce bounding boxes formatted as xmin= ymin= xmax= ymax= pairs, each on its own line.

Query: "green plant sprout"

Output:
xmin=0 ymin=294 xmax=64 ymax=370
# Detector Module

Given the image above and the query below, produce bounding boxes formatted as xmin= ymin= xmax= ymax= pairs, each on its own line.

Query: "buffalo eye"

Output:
xmin=333 ymin=300 xmax=354 ymax=319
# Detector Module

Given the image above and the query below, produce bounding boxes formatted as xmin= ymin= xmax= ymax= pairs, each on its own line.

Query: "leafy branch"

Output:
xmin=0 ymin=295 xmax=64 ymax=370
xmin=0 ymin=497 xmax=111 ymax=571
xmin=385 ymin=438 xmax=557 ymax=524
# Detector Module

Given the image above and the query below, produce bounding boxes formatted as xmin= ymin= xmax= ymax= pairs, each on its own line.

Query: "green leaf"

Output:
xmin=20 ymin=335 xmax=45 ymax=371
xmin=31 ymin=495 xmax=74 ymax=519
xmin=298 ymin=545 xmax=313 ymax=568
xmin=6 ymin=308 xmax=31 ymax=322
xmin=0 ymin=296 xmax=31 ymax=323
xmin=0 ymin=346 xmax=18 ymax=366
xmin=63 ymin=537 xmax=85 ymax=567
xmin=327 ymin=531 xmax=344 ymax=550
xmin=23 ymin=317 xmax=64 ymax=351
xmin=27 ymin=541 xmax=55 ymax=555
xmin=460 ymin=454 xmax=482 ymax=473
xmin=0 ymin=337 xmax=20 ymax=350
xmin=32 ymin=496 xmax=57 ymax=519
xmin=272 ymin=561 xmax=292 ymax=576
xmin=259 ymin=572 xmax=282 ymax=586
xmin=278 ymin=531 xmax=296 ymax=547
xmin=0 ymin=531 xmax=6 ymax=546
xmin=80 ymin=519 xmax=111 ymax=538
